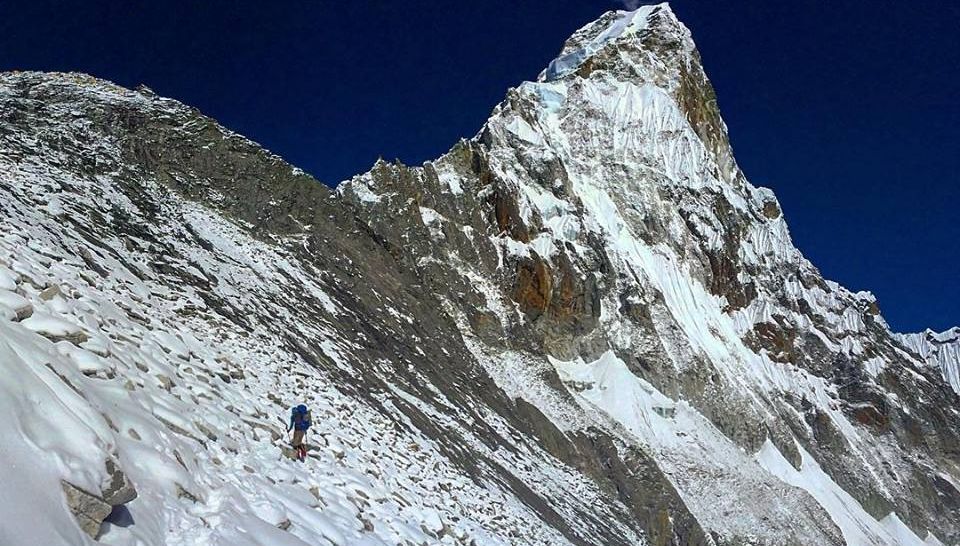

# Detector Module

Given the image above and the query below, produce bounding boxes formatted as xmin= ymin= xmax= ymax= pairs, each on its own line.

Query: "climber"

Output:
xmin=287 ymin=404 xmax=312 ymax=461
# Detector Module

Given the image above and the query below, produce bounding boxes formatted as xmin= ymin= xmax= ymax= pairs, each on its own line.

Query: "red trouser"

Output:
xmin=292 ymin=430 xmax=307 ymax=460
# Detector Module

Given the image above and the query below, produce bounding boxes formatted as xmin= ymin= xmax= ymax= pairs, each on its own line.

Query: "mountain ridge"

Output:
xmin=337 ymin=2 xmax=960 ymax=542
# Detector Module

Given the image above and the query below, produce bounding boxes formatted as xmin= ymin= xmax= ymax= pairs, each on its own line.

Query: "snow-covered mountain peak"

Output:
xmin=540 ymin=3 xmax=689 ymax=83
xmin=532 ymin=2 xmax=741 ymax=195
xmin=339 ymin=6 xmax=960 ymax=544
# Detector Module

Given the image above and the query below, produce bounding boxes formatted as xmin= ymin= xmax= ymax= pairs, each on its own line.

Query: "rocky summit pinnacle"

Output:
xmin=1 ymin=5 xmax=958 ymax=546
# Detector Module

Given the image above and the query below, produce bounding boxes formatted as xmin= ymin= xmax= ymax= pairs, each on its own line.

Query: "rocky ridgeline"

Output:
xmin=1 ymin=3 xmax=959 ymax=546
xmin=898 ymin=328 xmax=960 ymax=395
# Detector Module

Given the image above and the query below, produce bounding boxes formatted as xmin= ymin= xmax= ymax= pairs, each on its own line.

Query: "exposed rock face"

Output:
xmin=1 ymin=3 xmax=958 ymax=545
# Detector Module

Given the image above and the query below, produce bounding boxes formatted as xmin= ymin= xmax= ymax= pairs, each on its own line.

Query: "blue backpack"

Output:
xmin=291 ymin=405 xmax=312 ymax=431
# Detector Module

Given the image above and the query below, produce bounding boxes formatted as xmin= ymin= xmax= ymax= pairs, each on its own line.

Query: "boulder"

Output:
xmin=0 ymin=289 xmax=32 ymax=321
xmin=101 ymin=459 xmax=137 ymax=506
xmin=61 ymin=481 xmax=112 ymax=538
xmin=62 ymin=459 xmax=137 ymax=539
xmin=39 ymin=284 xmax=61 ymax=301
xmin=21 ymin=312 xmax=88 ymax=344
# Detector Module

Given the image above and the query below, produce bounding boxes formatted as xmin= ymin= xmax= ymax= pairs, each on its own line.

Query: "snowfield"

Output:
xmin=0 ymin=176 xmax=595 ymax=546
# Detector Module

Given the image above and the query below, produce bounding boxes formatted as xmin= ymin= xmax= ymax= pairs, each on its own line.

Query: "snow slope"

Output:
xmin=757 ymin=440 xmax=925 ymax=546
xmin=0 ymin=155 xmax=578 ymax=546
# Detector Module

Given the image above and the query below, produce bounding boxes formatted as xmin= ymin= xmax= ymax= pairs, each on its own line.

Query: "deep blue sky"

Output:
xmin=1 ymin=1 xmax=956 ymax=332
